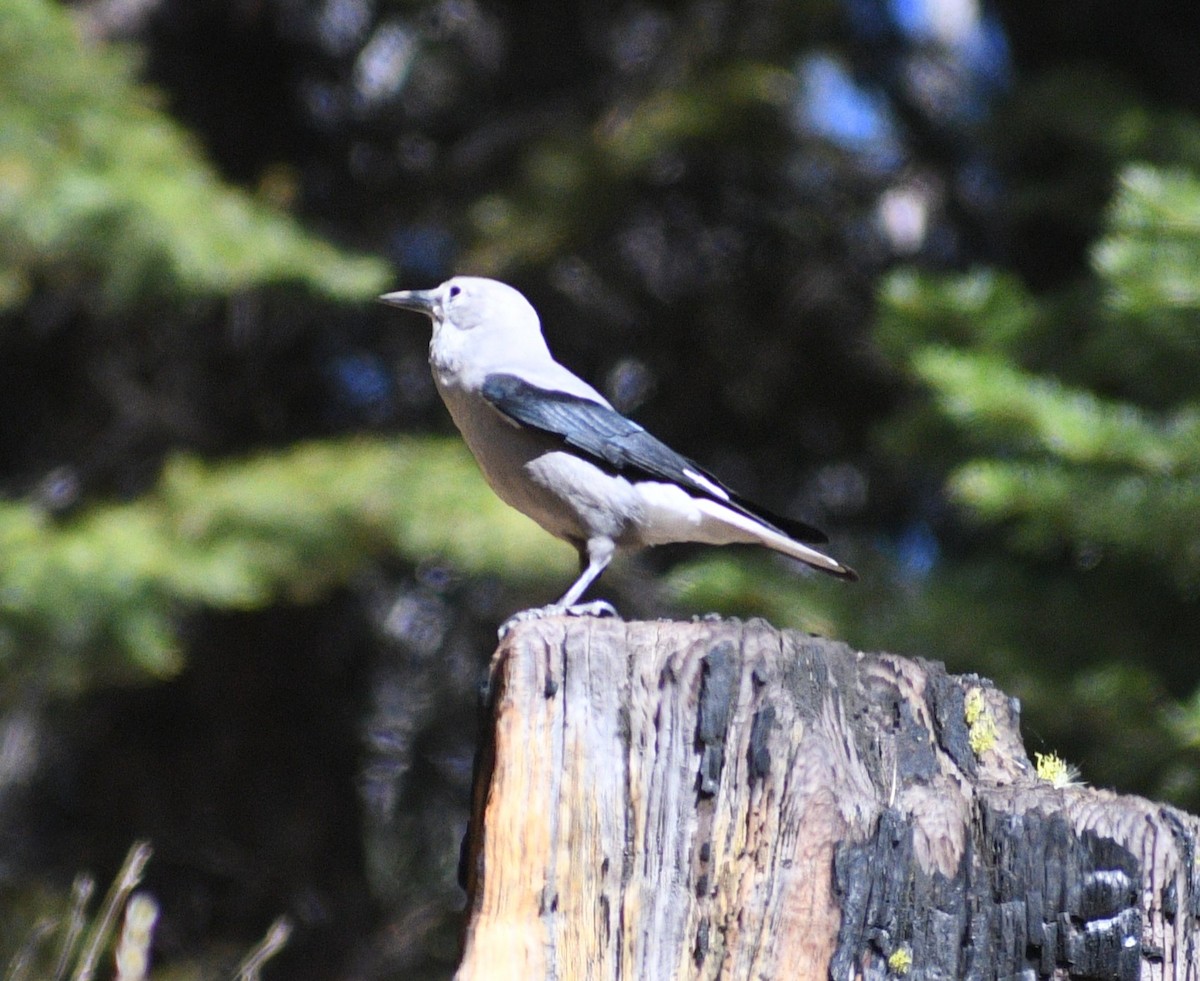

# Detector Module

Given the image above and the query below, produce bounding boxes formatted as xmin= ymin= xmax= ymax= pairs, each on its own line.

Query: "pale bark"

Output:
xmin=456 ymin=618 xmax=1200 ymax=981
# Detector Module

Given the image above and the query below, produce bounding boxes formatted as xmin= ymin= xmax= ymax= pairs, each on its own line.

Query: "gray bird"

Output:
xmin=379 ymin=276 xmax=855 ymax=628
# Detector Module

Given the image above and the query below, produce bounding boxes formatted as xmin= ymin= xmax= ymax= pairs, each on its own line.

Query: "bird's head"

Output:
xmin=380 ymin=276 xmax=559 ymax=384
xmin=379 ymin=276 xmax=542 ymax=338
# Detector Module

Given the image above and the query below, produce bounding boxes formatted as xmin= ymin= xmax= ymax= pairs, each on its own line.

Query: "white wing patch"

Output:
xmin=682 ymin=468 xmax=730 ymax=501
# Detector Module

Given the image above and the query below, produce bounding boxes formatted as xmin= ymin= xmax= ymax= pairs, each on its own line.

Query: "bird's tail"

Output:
xmin=760 ymin=528 xmax=858 ymax=580
xmin=696 ymin=499 xmax=857 ymax=580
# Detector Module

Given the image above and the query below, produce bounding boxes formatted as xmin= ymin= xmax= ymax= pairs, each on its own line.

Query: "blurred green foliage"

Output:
xmin=1 ymin=437 xmax=568 ymax=693
xmin=877 ymin=163 xmax=1200 ymax=588
xmin=0 ymin=0 xmax=575 ymax=702
xmin=0 ymin=0 xmax=387 ymax=309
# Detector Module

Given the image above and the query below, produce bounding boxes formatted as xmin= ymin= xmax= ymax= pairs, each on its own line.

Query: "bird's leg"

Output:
xmin=557 ymin=538 xmax=614 ymax=607
xmin=498 ymin=538 xmax=618 ymax=638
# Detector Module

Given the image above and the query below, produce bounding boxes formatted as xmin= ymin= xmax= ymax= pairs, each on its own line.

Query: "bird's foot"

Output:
xmin=562 ymin=599 xmax=619 ymax=620
xmin=498 ymin=600 xmax=619 ymax=639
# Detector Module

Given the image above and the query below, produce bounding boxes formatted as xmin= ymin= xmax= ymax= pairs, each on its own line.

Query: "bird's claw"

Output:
xmin=498 ymin=600 xmax=620 ymax=639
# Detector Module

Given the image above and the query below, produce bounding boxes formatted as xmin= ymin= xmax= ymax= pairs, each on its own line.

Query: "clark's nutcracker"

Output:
xmin=380 ymin=276 xmax=855 ymax=624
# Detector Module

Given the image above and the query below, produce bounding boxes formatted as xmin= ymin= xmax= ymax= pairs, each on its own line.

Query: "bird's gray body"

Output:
xmin=423 ymin=284 xmax=637 ymax=552
xmin=437 ymin=382 xmax=636 ymax=549
xmin=379 ymin=276 xmax=854 ymax=617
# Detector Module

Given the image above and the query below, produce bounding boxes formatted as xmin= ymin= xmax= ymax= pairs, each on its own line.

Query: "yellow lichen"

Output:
xmin=963 ymin=686 xmax=986 ymax=725
xmin=964 ymin=687 xmax=998 ymax=755
xmin=1035 ymin=751 xmax=1082 ymax=788
xmin=888 ymin=945 xmax=913 ymax=975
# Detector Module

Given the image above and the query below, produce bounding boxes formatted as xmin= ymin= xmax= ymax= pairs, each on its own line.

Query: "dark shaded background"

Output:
xmin=3 ymin=0 xmax=1200 ymax=976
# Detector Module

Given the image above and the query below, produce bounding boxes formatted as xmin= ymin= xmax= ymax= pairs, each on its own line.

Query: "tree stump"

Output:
xmin=456 ymin=617 xmax=1200 ymax=980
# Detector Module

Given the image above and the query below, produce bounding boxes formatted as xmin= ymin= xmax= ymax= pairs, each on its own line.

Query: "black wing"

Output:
xmin=480 ymin=373 xmax=828 ymax=544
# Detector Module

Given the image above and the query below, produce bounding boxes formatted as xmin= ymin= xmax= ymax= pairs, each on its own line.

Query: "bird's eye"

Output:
xmin=448 ymin=285 xmax=462 ymax=299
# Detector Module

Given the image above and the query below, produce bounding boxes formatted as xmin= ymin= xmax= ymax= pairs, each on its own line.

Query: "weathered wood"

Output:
xmin=456 ymin=617 xmax=1200 ymax=980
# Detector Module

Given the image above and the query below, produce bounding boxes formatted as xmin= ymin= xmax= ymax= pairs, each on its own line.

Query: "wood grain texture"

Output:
xmin=455 ymin=618 xmax=1200 ymax=980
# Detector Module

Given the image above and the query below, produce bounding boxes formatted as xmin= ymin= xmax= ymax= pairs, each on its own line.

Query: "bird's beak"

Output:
xmin=378 ymin=289 xmax=437 ymax=315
